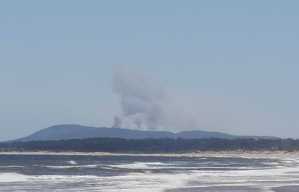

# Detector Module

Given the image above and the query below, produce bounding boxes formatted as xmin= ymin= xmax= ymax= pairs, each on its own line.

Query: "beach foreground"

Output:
xmin=0 ymin=151 xmax=299 ymax=192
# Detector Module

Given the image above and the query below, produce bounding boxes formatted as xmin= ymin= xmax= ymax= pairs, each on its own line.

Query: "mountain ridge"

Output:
xmin=17 ymin=124 xmax=238 ymax=142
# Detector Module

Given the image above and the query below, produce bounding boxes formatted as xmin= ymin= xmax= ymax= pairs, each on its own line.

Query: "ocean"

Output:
xmin=0 ymin=152 xmax=299 ymax=192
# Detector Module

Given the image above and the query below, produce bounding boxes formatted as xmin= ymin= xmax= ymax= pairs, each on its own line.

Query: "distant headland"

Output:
xmin=1 ymin=124 xmax=296 ymax=153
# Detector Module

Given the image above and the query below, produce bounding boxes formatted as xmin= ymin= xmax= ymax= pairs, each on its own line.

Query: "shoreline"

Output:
xmin=1 ymin=150 xmax=299 ymax=159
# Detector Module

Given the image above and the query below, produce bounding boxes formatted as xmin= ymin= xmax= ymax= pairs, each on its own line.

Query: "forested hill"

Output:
xmin=1 ymin=137 xmax=299 ymax=153
xmin=17 ymin=124 xmax=237 ymax=141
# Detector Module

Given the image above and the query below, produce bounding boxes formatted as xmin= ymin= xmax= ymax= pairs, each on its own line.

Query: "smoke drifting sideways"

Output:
xmin=112 ymin=67 xmax=198 ymax=130
xmin=111 ymin=67 xmax=282 ymax=135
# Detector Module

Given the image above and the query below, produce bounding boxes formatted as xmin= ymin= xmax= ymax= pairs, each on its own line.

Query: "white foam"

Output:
xmin=45 ymin=164 xmax=98 ymax=169
xmin=109 ymin=162 xmax=255 ymax=171
xmin=98 ymin=172 xmax=190 ymax=192
xmin=2 ymin=153 xmax=299 ymax=191
xmin=110 ymin=162 xmax=169 ymax=169
xmin=67 ymin=160 xmax=77 ymax=165
xmin=1 ymin=165 xmax=299 ymax=192
xmin=0 ymin=165 xmax=24 ymax=168
xmin=0 ymin=173 xmax=28 ymax=182
xmin=0 ymin=172 xmax=187 ymax=192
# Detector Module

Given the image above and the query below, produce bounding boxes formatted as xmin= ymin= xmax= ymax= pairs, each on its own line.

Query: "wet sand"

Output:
xmin=272 ymin=185 xmax=299 ymax=192
xmin=166 ymin=186 xmax=261 ymax=192
xmin=167 ymin=185 xmax=299 ymax=192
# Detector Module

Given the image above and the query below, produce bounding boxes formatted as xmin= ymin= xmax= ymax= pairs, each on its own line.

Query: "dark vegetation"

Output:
xmin=1 ymin=137 xmax=299 ymax=153
xmin=18 ymin=124 xmax=237 ymax=141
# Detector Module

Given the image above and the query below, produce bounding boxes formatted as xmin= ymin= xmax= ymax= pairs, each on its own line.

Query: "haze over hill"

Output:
xmin=18 ymin=124 xmax=237 ymax=142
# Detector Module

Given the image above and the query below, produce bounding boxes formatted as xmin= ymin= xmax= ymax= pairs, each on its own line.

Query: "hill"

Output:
xmin=17 ymin=124 xmax=237 ymax=141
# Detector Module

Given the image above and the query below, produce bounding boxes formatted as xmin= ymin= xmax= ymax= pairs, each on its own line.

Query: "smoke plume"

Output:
xmin=113 ymin=67 xmax=164 ymax=129
xmin=112 ymin=66 xmax=289 ymax=136
xmin=112 ymin=67 xmax=199 ymax=130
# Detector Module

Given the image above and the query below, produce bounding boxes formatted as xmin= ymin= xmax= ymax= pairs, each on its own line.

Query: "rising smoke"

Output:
xmin=113 ymin=67 xmax=164 ymax=129
xmin=112 ymin=67 xmax=199 ymax=130
xmin=112 ymin=66 xmax=286 ymax=136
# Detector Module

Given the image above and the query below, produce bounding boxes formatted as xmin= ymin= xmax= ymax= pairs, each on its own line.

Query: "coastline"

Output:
xmin=1 ymin=150 xmax=299 ymax=159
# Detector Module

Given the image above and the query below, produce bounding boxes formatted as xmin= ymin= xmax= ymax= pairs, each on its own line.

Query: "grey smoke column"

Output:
xmin=112 ymin=116 xmax=122 ymax=128
xmin=113 ymin=67 xmax=165 ymax=129
xmin=112 ymin=67 xmax=281 ymax=136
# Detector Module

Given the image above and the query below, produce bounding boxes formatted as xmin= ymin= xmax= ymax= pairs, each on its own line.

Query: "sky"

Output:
xmin=1 ymin=0 xmax=299 ymax=140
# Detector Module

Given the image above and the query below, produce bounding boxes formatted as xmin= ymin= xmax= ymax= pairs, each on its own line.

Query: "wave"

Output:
xmin=0 ymin=172 xmax=99 ymax=182
xmin=67 ymin=160 xmax=77 ymax=165
xmin=0 ymin=173 xmax=28 ymax=182
xmin=109 ymin=162 xmax=168 ymax=170
xmin=0 ymin=172 xmax=186 ymax=192
xmin=2 ymin=163 xmax=299 ymax=191
xmin=0 ymin=165 xmax=24 ymax=168
xmin=45 ymin=164 xmax=98 ymax=169
xmin=1 ymin=155 xmax=299 ymax=191
xmin=108 ymin=162 xmax=259 ymax=171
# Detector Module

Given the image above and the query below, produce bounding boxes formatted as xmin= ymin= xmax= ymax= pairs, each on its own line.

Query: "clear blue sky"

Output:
xmin=1 ymin=1 xmax=299 ymax=140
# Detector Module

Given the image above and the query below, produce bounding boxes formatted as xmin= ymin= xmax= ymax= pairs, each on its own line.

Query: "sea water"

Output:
xmin=0 ymin=152 xmax=299 ymax=192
